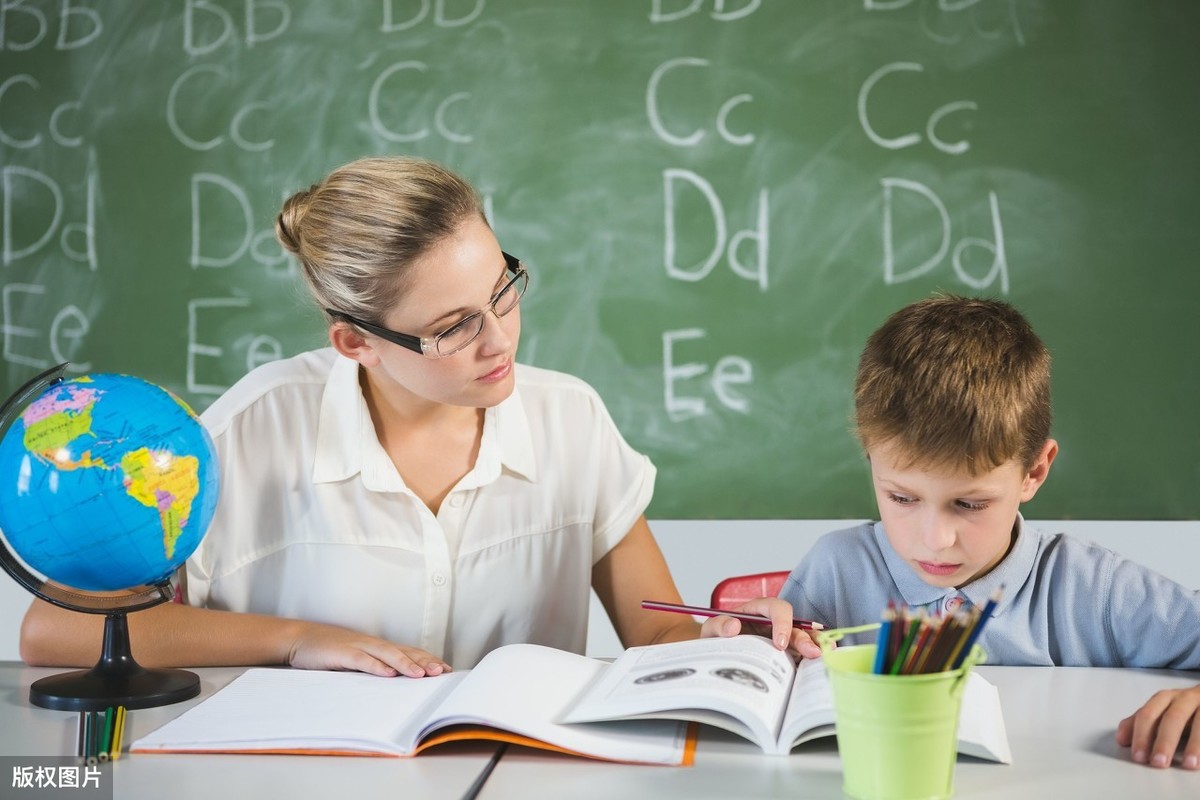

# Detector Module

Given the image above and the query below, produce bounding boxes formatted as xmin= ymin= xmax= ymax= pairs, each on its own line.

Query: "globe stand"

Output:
xmin=0 ymin=362 xmax=208 ymax=712
xmin=29 ymin=610 xmax=200 ymax=712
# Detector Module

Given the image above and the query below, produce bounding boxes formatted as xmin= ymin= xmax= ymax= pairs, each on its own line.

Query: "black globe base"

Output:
xmin=30 ymin=666 xmax=200 ymax=712
xmin=29 ymin=610 xmax=200 ymax=712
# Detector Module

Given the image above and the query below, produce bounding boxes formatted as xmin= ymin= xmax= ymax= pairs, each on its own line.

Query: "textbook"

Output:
xmin=561 ymin=635 xmax=1013 ymax=763
xmin=130 ymin=643 xmax=693 ymax=765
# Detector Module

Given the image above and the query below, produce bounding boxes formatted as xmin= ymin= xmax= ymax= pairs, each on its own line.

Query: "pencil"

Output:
xmin=640 ymin=600 xmax=825 ymax=631
xmin=75 ymin=711 xmax=87 ymax=760
xmin=900 ymin=614 xmax=935 ymax=675
xmin=84 ymin=711 xmax=99 ymax=766
xmin=887 ymin=606 xmax=905 ymax=671
xmin=109 ymin=706 xmax=126 ymax=761
xmin=929 ymin=609 xmax=971 ymax=672
xmin=911 ymin=615 xmax=947 ymax=674
xmin=872 ymin=607 xmax=894 ymax=674
xmin=98 ymin=706 xmax=113 ymax=762
xmin=941 ymin=607 xmax=978 ymax=671
xmin=951 ymin=584 xmax=1004 ymax=669
xmin=889 ymin=609 xmax=923 ymax=675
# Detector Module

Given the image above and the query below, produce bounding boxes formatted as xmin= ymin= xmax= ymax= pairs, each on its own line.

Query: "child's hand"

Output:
xmin=698 ymin=597 xmax=823 ymax=660
xmin=1115 ymin=684 xmax=1200 ymax=769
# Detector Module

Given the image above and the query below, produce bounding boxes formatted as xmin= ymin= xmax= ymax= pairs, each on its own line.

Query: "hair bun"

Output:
xmin=275 ymin=185 xmax=318 ymax=255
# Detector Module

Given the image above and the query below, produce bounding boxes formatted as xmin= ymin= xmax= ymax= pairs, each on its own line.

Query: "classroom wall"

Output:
xmin=2 ymin=519 xmax=1198 ymax=663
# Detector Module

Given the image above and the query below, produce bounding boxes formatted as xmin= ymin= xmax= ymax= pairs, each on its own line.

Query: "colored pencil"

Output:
xmin=75 ymin=711 xmax=87 ymax=760
xmin=889 ymin=610 xmax=923 ymax=675
xmin=872 ymin=607 xmax=894 ymax=674
xmin=887 ymin=605 xmax=905 ymax=671
xmin=900 ymin=615 xmax=935 ymax=675
xmin=941 ymin=607 xmax=979 ymax=671
xmin=97 ymin=706 xmax=113 ymax=761
xmin=952 ymin=585 xmax=1004 ymax=669
xmin=109 ymin=706 xmax=126 ymax=761
xmin=913 ymin=615 xmax=950 ymax=674
xmin=640 ymin=600 xmax=825 ymax=631
xmin=84 ymin=711 xmax=99 ymax=766
xmin=931 ymin=609 xmax=969 ymax=671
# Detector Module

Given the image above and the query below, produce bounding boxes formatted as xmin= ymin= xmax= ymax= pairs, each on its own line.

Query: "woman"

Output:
xmin=21 ymin=156 xmax=818 ymax=676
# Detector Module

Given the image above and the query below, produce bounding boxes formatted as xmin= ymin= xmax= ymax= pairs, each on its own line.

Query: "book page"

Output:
xmin=777 ymin=657 xmax=837 ymax=754
xmin=955 ymin=672 xmax=1013 ymax=764
xmin=131 ymin=668 xmax=462 ymax=755
xmin=424 ymin=643 xmax=689 ymax=765
xmin=560 ymin=635 xmax=796 ymax=752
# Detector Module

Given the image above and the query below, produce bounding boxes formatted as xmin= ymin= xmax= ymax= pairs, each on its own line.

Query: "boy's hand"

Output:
xmin=1115 ymin=684 xmax=1200 ymax=769
xmin=698 ymin=597 xmax=823 ymax=660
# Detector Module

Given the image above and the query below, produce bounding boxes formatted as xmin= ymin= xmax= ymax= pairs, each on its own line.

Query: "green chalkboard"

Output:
xmin=2 ymin=1 xmax=1197 ymax=519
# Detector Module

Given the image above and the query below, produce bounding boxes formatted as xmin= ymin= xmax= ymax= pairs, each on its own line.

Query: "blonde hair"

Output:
xmin=854 ymin=294 xmax=1052 ymax=473
xmin=275 ymin=156 xmax=485 ymax=322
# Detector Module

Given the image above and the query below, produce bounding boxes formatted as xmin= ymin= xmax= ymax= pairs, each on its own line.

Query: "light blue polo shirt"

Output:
xmin=780 ymin=515 xmax=1200 ymax=668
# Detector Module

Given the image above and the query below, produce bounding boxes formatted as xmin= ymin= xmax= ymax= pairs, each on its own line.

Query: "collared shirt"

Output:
xmin=188 ymin=348 xmax=654 ymax=668
xmin=780 ymin=516 xmax=1200 ymax=668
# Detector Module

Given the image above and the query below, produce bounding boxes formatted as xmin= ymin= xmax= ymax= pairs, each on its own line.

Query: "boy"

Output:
xmin=780 ymin=294 xmax=1200 ymax=770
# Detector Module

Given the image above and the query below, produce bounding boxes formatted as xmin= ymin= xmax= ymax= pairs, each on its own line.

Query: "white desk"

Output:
xmin=3 ymin=662 xmax=1197 ymax=799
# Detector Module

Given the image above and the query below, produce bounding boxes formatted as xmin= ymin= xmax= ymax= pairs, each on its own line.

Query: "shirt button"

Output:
xmin=432 ymin=573 xmax=447 ymax=587
xmin=449 ymin=494 xmax=465 ymax=508
xmin=945 ymin=596 xmax=963 ymax=612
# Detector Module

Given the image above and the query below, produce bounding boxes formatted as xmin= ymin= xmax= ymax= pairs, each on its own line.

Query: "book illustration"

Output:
xmin=563 ymin=635 xmax=1012 ymax=763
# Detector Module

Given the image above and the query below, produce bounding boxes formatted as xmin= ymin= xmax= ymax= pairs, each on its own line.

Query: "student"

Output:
xmin=21 ymin=156 xmax=817 ymax=676
xmin=778 ymin=294 xmax=1200 ymax=770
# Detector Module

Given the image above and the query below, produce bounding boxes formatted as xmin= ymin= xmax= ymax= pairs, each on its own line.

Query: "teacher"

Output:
xmin=21 ymin=156 xmax=818 ymax=676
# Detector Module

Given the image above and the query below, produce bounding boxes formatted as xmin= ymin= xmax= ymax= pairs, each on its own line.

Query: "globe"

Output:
xmin=0 ymin=371 xmax=219 ymax=591
xmin=0 ymin=363 xmax=220 ymax=710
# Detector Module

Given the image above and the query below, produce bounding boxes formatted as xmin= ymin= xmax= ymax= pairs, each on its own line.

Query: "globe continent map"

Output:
xmin=0 ymin=374 xmax=219 ymax=592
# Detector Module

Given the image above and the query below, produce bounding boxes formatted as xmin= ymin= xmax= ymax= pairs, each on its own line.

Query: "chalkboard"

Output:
xmin=2 ymin=1 xmax=1197 ymax=519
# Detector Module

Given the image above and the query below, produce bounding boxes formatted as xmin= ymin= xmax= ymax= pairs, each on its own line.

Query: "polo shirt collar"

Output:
xmin=311 ymin=354 xmax=538 ymax=488
xmin=874 ymin=512 xmax=1035 ymax=618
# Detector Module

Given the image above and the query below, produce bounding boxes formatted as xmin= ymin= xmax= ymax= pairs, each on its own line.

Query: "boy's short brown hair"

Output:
xmin=854 ymin=294 xmax=1052 ymax=473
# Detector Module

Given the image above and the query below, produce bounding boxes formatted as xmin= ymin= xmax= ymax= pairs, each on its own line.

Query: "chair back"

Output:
xmin=709 ymin=571 xmax=790 ymax=610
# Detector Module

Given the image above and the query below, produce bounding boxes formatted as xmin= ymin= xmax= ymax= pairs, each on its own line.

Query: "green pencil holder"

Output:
xmin=817 ymin=624 xmax=986 ymax=800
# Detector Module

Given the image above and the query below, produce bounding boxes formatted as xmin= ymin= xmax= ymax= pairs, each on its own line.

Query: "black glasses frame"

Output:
xmin=326 ymin=252 xmax=527 ymax=359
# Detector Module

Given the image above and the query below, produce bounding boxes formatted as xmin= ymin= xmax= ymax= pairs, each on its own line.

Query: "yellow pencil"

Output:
xmin=109 ymin=706 xmax=126 ymax=761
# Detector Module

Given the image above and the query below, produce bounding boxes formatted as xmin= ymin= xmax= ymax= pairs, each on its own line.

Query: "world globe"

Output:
xmin=0 ymin=363 xmax=221 ymax=710
xmin=0 ymin=370 xmax=219 ymax=590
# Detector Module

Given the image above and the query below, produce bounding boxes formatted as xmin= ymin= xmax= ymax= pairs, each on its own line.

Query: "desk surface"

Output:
xmin=2 ymin=662 xmax=1197 ymax=799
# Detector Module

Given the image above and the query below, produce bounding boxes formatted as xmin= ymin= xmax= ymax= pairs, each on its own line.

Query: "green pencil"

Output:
xmin=888 ymin=609 xmax=923 ymax=676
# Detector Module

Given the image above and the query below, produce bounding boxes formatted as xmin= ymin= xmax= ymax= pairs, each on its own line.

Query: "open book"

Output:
xmin=561 ymin=635 xmax=1012 ymax=763
xmin=131 ymin=643 xmax=693 ymax=765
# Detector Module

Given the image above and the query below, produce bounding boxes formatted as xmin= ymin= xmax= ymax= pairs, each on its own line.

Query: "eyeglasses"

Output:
xmin=326 ymin=252 xmax=529 ymax=359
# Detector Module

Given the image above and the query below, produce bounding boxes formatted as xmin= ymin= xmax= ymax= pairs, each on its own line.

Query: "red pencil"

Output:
xmin=640 ymin=600 xmax=825 ymax=631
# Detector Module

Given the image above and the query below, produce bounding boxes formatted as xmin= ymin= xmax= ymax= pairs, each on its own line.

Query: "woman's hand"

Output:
xmin=1115 ymin=684 xmax=1200 ymax=769
xmin=699 ymin=597 xmax=823 ymax=660
xmin=285 ymin=622 xmax=452 ymax=678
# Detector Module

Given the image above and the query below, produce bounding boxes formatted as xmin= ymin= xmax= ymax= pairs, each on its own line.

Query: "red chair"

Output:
xmin=710 ymin=570 xmax=790 ymax=611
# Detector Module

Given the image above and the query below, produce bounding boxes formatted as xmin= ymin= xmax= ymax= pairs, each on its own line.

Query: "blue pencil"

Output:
xmin=873 ymin=606 xmax=894 ymax=674
xmin=952 ymin=584 xmax=1004 ymax=669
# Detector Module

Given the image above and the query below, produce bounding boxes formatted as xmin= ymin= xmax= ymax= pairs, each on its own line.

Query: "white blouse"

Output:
xmin=187 ymin=349 xmax=655 ymax=668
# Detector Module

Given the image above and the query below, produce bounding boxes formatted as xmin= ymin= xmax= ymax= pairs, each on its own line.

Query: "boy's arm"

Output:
xmin=1102 ymin=555 xmax=1200 ymax=769
xmin=19 ymin=597 xmax=450 ymax=678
